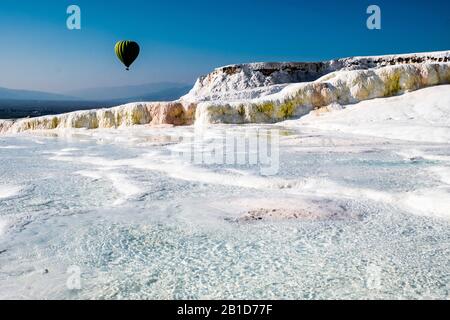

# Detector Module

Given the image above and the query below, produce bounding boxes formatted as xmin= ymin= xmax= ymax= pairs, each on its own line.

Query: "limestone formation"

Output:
xmin=195 ymin=63 xmax=450 ymax=124
xmin=1 ymin=51 xmax=449 ymax=133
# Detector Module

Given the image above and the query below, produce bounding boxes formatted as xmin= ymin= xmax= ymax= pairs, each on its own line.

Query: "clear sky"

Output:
xmin=0 ymin=0 xmax=449 ymax=93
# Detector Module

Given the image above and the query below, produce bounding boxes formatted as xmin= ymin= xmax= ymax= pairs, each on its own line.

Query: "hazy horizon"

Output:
xmin=0 ymin=80 xmax=192 ymax=95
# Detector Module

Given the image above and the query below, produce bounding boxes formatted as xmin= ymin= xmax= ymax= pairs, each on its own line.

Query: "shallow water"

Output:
xmin=0 ymin=125 xmax=449 ymax=299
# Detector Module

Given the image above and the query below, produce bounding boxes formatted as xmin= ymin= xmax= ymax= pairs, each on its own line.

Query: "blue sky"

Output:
xmin=0 ymin=0 xmax=448 ymax=93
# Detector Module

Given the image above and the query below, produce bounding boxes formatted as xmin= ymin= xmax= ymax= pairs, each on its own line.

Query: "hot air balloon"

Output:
xmin=115 ymin=40 xmax=140 ymax=70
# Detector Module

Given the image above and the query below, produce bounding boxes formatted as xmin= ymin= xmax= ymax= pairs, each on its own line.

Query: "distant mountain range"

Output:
xmin=0 ymin=82 xmax=192 ymax=119
xmin=64 ymin=82 xmax=191 ymax=102
xmin=0 ymin=87 xmax=77 ymax=101
xmin=0 ymin=82 xmax=192 ymax=102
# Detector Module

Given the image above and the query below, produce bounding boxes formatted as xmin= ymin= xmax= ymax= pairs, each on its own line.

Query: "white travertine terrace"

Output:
xmin=182 ymin=50 xmax=450 ymax=102
xmin=194 ymin=63 xmax=450 ymax=124
xmin=0 ymin=51 xmax=449 ymax=133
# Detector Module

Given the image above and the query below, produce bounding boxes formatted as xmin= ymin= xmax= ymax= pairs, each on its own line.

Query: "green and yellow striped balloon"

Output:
xmin=114 ymin=40 xmax=140 ymax=70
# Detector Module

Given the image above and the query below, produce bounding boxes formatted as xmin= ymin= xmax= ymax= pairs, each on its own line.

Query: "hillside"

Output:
xmin=0 ymin=50 xmax=449 ymax=133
